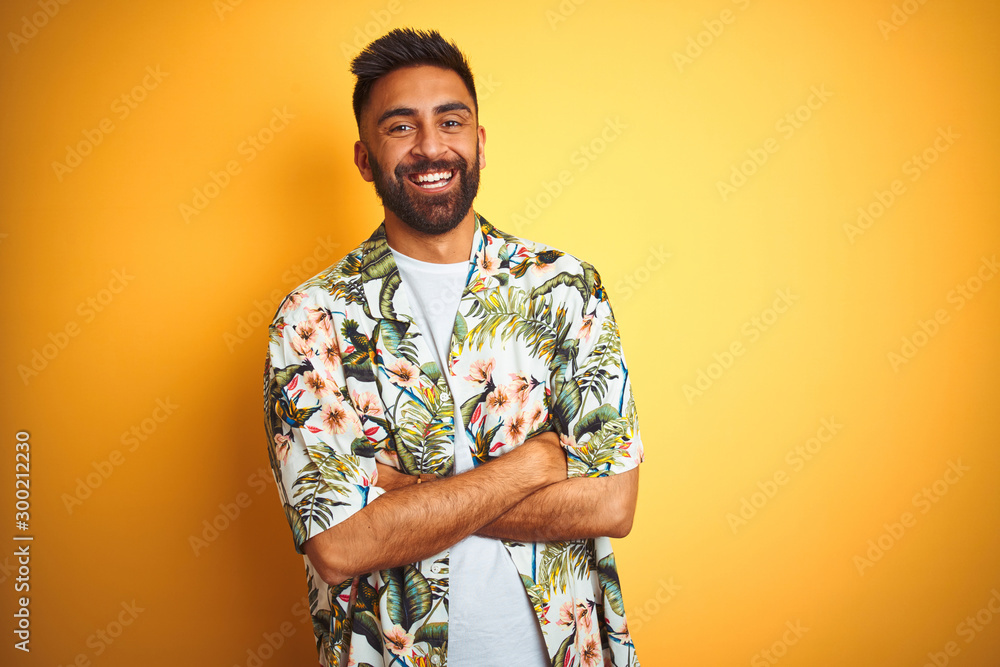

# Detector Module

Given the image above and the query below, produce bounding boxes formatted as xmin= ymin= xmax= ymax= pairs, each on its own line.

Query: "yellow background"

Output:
xmin=2 ymin=0 xmax=999 ymax=665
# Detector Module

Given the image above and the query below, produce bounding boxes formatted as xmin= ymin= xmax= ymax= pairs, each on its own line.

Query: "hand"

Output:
xmin=519 ymin=430 xmax=567 ymax=486
xmin=374 ymin=463 xmax=418 ymax=492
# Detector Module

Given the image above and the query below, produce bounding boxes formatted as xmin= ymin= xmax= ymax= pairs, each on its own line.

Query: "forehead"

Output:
xmin=366 ymin=65 xmax=474 ymax=122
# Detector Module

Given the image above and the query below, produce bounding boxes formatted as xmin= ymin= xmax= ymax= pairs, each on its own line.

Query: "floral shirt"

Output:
xmin=263 ymin=214 xmax=644 ymax=667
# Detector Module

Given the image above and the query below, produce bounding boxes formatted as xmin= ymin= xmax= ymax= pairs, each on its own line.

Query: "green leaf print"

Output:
xmin=350 ymin=436 xmax=375 ymax=459
xmin=597 ymin=554 xmax=625 ymax=616
xmin=352 ymin=610 xmax=384 ymax=656
xmin=529 ymin=271 xmax=589 ymax=309
xmin=553 ymin=630 xmax=575 ymax=667
xmin=380 ymin=564 xmax=433 ymax=629
xmin=355 ymin=578 xmax=380 ymax=615
xmin=550 ymin=375 xmax=582 ymax=435
xmin=539 ymin=541 xmax=591 ymax=593
xmin=459 ymin=390 xmax=487 ymax=430
xmin=283 ymin=503 xmax=307 ymax=547
xmin=378 ymin=318 xmax=409 ymax=356
xmin=576 ymin=319 xmax=623 ymax=404
xmin=414 ymin=622 xmax=448 ymax=647
xmin=360 ymin=238 xmax=397 ymax=282
xmin=569 ymin=419 xmax=629 ymax=475
xmin=573 ymin=404 xmax=622 ymax=442
xmin=453 ymin=311 xmax=468 ymax=343
xmin=420 ymin=362 xmax=442 ymax=385
xmin=378 ymin=269 xmax=402 ymax=321
xmin=462 ymin=286 xmax=566 ymax=361
xmin=396 ymin=389 xmax=454 ymax=475
xmin=328 ymin=577 xmax=352 ymax=646
xmin=388 ymin=429 xmax=419 ymax=474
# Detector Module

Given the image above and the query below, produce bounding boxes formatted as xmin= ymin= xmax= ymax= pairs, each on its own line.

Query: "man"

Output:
xmin=263 ymin=28 xmax=643 ymax=667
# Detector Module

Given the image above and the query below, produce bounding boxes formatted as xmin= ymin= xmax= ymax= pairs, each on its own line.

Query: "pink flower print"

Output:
xmin=321 ymin=402 xmax=361 ymax=435
xmin=317 ymin=338 xmax=342 ymax=376
xmin=306 ymin=305 xmax=334 ymax=338
xmin=351 ymin=390 xmax=382 ymax=416
xmin=485 ymin=385 xmax=513 ymax=416
xmin=476 ymin=248 xmax=500 ymax=276
xmin=505 ymin=411 xmax=528 ymax=446
xmin=579 ymin=633 xmax=602 ymax=667
xmin=385 ymin=359 xmax=421 ymax=387
xmin=279 ymin=291 xmax=306 ymax=314
xmin=557 ymin=601 xmax=575 ymax=628
xmin=576 ymin=602 xmax=594 ymax=635
xmin=287 ymin=323 xmax=315 ymax=358
xmin=273 ymin=433 xmax=291 ymax=465
xmin=302 ymin=370 xmax=331 ymax=397
xmin=505 ymin=372 xmax=533 ymax=406
xmin=383 ymin=624 xmax=414 ymax=657
xmin=464 ymin=357 xmax=496 ymax=386
xmin=577 ymin=313 xmax=595 ymax=341
xmin=526 ymin=401 xmax=547 ymax=431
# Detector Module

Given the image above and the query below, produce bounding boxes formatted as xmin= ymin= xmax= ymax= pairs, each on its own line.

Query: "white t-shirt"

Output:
xmin=392 ymin=249 xmax=549 ymax=667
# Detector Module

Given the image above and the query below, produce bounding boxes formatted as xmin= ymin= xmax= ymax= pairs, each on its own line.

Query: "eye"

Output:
xmin=442 ymin=119 xmax=463 ymax=129
xmin=389 ymin=123 xmax=414 ymax=133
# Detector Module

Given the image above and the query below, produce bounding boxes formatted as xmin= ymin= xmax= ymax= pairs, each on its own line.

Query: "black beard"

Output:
xmin=368 ymin=143 xmax=480 ymax=236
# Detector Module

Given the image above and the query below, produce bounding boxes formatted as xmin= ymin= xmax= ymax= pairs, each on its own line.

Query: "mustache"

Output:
xmin=394 ymin=155 xmax=469 ymax=179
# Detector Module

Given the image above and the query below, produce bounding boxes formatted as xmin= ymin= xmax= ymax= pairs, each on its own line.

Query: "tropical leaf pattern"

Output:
xmin=263 ymin=214 xmax=643 ymax=666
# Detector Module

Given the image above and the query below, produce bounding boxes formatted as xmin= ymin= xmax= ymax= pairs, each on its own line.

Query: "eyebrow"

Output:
xmin=376 ymin=101 xmax=473 ymax=126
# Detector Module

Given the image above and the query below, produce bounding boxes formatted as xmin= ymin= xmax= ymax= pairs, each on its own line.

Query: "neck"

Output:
xmin=383 ymin=208 xmax=477 ymax=263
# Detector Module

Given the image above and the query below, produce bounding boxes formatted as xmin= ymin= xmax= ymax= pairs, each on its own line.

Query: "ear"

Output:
xmin=354 ymin=140 xmax=374 ymax=182
xmin=477 ymin=124 xmax=486 ymax=170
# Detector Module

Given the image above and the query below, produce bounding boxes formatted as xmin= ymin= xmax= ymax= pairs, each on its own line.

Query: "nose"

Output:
xmin=411 ymin=126 xmax=447 ymax=161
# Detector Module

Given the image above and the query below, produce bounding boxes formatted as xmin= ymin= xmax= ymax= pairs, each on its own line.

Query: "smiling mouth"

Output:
xmin=407 ymin=170 xmax=455 ymax=191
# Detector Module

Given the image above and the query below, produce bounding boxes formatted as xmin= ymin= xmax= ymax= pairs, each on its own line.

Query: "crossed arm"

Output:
xmin=303 ymin=431 xmax=640 ymax=586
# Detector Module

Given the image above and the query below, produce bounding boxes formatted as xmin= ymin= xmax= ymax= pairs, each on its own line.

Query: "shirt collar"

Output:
xmin=358 ymin=213 xmax=490 ymax=322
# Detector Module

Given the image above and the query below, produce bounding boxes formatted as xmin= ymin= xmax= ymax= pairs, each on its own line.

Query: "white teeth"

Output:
xmin=414 ymin=171 xmax=452 ymax=183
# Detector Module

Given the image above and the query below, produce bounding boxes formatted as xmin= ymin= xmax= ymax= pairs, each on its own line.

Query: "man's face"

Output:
xmin=355 ymin=65 xmax=486 ymax=236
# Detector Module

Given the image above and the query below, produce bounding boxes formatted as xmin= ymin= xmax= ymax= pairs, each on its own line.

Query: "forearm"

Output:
xmin=476 ymin=466 xmax=639 ymax=541
xmin=305 ymin=440 xmax=564 ymax=583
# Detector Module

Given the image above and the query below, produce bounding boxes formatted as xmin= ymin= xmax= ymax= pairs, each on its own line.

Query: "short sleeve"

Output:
xmin=263 ymin=292 xmax=383 ymax=554
xmin=550 ymin=267 xmax=644 ymax=478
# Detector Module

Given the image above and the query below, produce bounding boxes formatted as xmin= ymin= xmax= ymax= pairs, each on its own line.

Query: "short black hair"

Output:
xmin=350 ymin=28 xmax=478 ymax=130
